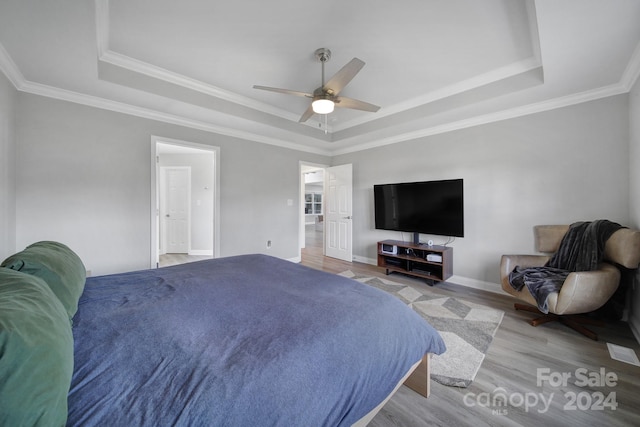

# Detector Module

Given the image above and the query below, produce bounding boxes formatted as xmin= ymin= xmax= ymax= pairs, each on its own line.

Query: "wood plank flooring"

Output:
xmin=159 ymin=253 xmax=211 ymax=267
xmin=300 ymin=227 xmax=640 ymax=427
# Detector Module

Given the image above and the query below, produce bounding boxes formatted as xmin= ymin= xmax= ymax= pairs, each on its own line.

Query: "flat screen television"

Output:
xmin=374 ymin=179 xmax=464 ymax=243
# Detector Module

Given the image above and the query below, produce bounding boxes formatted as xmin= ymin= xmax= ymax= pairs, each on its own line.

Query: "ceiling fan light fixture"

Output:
xmin=254 ymin=48 xmax=379 ymax=123
xmin=312 ymin=98 xmax=334 ymax=114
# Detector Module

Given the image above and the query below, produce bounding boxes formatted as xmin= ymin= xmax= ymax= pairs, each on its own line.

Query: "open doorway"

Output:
xmin=299 ymin=163 xmax=327 ymax=261
xmin=299 ymin=162 xmax=354 ymax=264
xmin=151 ymin=137 xmax=220 ymax=268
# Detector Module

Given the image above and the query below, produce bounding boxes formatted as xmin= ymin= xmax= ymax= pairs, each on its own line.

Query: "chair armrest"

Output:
xmin=554 ymin=263 xmax=620 ymax=315
xmin=500 ymin=254 xmax=549 ymax=280
xmin=499 ymin=255 xmax=550 ymax=297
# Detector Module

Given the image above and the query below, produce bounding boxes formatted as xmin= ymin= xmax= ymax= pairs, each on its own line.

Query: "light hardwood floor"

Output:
xmin=301 ymin=227 xmax=640 ymax=427
xmin=159 ymin=253 xmax=212 ymax=267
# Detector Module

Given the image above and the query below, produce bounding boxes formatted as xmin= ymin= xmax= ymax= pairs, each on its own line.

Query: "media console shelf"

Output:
xmin=377 ymin=240 xmax=453 ymax=285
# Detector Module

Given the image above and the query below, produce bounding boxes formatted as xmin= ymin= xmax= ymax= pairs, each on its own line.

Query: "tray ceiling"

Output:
xmin=0 ymin=0 xmax=639 ymax=155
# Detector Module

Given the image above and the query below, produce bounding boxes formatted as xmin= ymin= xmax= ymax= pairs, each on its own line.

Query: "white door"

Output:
xmin=163 ymin=167 xmax=190 ymax=254
xmin=325 ymin=164 xmax=353 ymax=261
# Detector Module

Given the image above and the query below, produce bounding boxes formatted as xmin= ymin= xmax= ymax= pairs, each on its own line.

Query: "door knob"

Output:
xmin=344 ymin=216 xmax=352 ymax=220
xmin=165 ymin=214 xmax=170 ymax=217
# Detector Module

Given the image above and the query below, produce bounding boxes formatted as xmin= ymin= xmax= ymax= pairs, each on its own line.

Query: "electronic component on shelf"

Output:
xmin=381 ymin=243 xmax=398 ymax=254
xmin=426 ymin=254 xmax=443 ymax=263
xmin=411 ymin=266 xmax=432 ymax=276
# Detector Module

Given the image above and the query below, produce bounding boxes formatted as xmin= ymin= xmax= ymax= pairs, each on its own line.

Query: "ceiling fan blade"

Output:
xmin=335 ymin=96 xmax=380 ymax=112
xmin=253 ymin=85 xmax=312 ymax=98
xmin=323 ymin=58 xmax=365 ymax=95
xmin=298 ymin=104 xmax=315 ymax=123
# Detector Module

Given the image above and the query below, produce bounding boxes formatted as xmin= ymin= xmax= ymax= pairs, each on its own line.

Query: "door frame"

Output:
xmin=150 ymin=136 xmax=220 ymax=268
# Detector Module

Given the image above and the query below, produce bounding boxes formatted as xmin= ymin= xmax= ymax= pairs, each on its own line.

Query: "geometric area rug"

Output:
xmin=339 ymin=271 xmax=504 ymax=388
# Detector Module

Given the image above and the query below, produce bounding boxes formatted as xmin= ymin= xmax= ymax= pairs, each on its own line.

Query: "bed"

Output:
xmin=0 ymin=242 xmax=446 ymax=426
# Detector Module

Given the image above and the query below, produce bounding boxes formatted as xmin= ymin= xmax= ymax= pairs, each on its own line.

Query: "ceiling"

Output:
xmin=0 ymin=0 xmax=639 ymax=156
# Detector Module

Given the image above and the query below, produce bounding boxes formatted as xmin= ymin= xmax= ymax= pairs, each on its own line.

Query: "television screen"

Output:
xmin=374 ymin=179 xmax=464 ymax=238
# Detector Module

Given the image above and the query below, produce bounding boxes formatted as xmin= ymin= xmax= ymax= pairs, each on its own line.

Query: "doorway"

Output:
xmin=299 ymin=162 xmax=353 ymax=263
xmin=151 ymin=137 xmax=220 ymax=268
xmin=301 ymin=164 xmax=325 ymax=257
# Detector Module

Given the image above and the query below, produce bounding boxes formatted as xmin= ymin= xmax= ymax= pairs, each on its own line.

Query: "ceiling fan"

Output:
xmin=253 ymin=48 xmax=380 ymax=123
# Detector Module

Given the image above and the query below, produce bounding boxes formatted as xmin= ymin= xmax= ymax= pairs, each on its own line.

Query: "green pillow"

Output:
xmin=1 ymin=241 xmax=86 ymax=320
xmin=0 ymin=268 xmax=74 ymax=427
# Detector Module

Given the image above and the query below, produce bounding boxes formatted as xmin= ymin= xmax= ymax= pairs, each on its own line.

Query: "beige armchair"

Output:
xmin=500 ymin=225 xmax=640 ymax=340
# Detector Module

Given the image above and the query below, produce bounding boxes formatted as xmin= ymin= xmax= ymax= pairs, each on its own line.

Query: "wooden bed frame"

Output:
xmin=403 ymin=353 xmax=431 ymax=397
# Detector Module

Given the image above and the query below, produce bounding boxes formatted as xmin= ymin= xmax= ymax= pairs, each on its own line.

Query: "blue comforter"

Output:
xmin=67 ymin=255 xmax=445 ymax=426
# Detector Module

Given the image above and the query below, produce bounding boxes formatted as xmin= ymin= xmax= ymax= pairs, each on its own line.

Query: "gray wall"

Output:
xmin=14 ymin=94 xmax=330 ymax=275
xmin=0 ymin=71 xmax=16 ymax=261
xmin=5 ymin=82 xmax=639 ymax=329
xmin=333 ymin=95 xmax=631 ymax=289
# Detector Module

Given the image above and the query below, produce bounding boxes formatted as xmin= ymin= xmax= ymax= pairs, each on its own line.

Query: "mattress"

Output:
xmin=67 ymin=254 xmax=445 ymax=426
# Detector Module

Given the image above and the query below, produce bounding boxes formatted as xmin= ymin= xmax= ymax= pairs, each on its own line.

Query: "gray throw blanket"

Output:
xmin=509 ymin=220 xmax=623 ymax=313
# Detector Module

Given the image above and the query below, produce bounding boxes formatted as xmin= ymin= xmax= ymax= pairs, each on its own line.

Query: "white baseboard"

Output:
xmin=353 ymin=255 xmax=377 ymax=265
xmin=448 ymin=275 xmax=504 ymax=295
xmin=189 ymin=249 xmax=213 ymax=256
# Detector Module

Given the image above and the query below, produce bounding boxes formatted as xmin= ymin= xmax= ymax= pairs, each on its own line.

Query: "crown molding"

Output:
xmin=94 ymin=0 xmax=547 ymax=137
xmin=526 ymin=0 xmax=542 ymax=66
xmin=94 ymin=0 xmax=325 ymax=131
xmin=0 ymin=38 xmax=331 ymax=155
xmin=95 ymin=0 xmax=109 ymax=58
xmin=0 ymin=38 xmax=631 ymax=159
xmin=18 ymin=79 xmax=332 ymax=156
xmin=0 ymin=42 xmax=25 ymax=89
xmin=332 ymin=82 xmax=628 ymax=156
xmin=319 ymin=0 xmax=544 ymax=134
xmin=99 ymin=49 xmax=307 ymax=124
xmin=330 ymin=56 xmax=543 ymax=133
xmin=621 ymin=40 xmax=640 ymax=91
xmin=0 ymin=34 xmax=331 ymax=156
xmin=1 ymin=0 xmax=637 ymax=159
